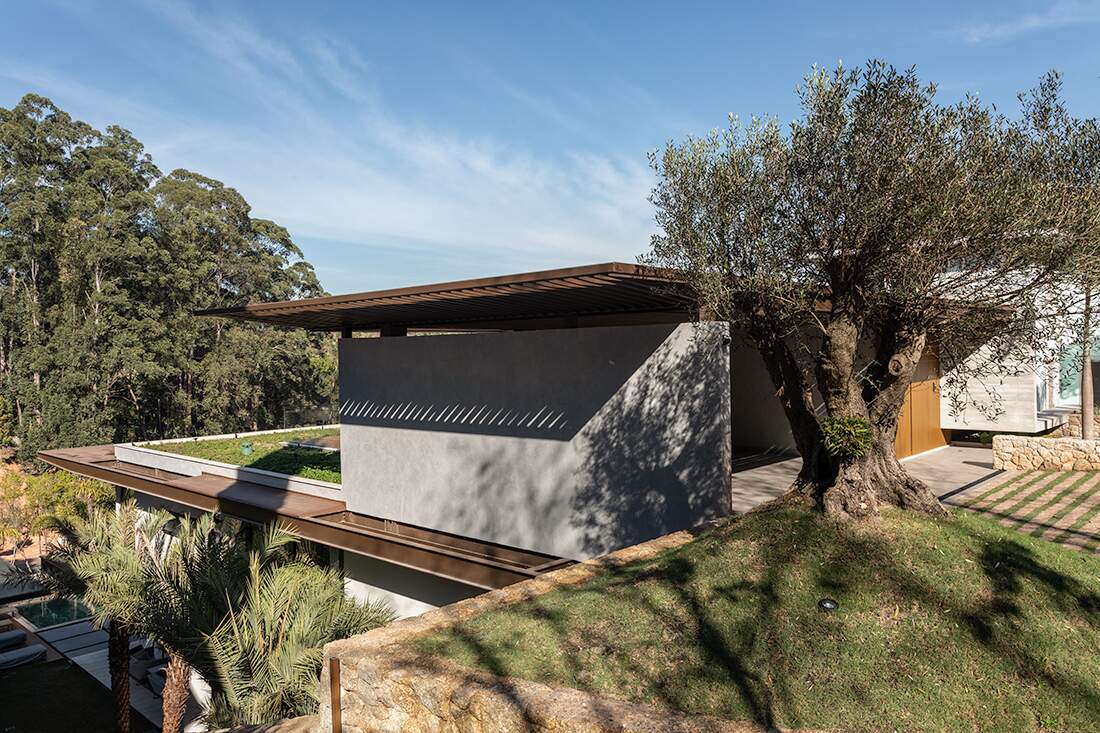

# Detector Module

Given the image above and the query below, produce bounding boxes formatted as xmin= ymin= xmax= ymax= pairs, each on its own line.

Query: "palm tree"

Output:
xmin=137 ymin=519 xmax=392 ymax=730
xmin=197 ymin=529 xmax=392 ymax=728
xmin=43 ymin=502 xmax=147 ymax=733
xmin=48 ymin=504 xmax=392 ymax=731
xmin=134 ymin=511 xmax=256 ymax=733
xmin=60 ymin=504 xmax=217 ymax=733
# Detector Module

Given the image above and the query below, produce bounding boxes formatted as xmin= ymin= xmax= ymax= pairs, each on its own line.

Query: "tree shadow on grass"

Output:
xmin=413 ymin=519 xmax=812 ymax=730
xmin=417 ymin=510 xmax=1100 ymax=731
xmin=813 ymin=519 xmax=1100 ymax=726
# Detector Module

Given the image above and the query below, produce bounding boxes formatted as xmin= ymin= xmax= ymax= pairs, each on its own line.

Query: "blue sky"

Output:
xmin=4 ymin=1 xmax=1100 ymax=294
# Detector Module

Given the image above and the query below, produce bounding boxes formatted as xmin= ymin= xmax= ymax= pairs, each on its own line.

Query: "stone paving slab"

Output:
xmin=947 ymin=468 xmax=1100 ymax=555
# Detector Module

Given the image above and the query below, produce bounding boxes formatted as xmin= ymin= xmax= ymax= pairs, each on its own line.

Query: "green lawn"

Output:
xmin=415 ymin=507 xmax=1100 ymax=733
xmin=147 ymin=428 xmax=341 ymax=483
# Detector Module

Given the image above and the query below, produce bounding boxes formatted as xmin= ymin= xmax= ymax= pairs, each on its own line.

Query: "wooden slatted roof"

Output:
xmin=198 ymin=262 xmax=695 ymax=332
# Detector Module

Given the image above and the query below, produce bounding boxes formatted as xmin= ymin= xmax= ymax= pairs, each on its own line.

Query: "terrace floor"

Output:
xmin=0 ymin=658 xmax=158 ymax=733
xmin=730 ymin=445 xmax=1002 ymax=513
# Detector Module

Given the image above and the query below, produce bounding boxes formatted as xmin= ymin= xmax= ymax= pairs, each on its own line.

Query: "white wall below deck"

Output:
xmin=341 ymin=551 xmax=483 ymax=620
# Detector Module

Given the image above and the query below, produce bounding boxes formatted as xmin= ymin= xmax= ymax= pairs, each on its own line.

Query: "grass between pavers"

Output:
xmin=414 ymin=507 xmax=1100 ymax=733
xmin=146 ymin=428 xmax=341 ymax=483
xmin=1034 ymin=472 xmax=1100 ymax=537
xmin=999 ymin=471 xmax=1069 ymax=519
xmin=965 ymin=469 xmax=1051 ymax=508
xmin=1015 ymin=472 xmax=1096 ymax=529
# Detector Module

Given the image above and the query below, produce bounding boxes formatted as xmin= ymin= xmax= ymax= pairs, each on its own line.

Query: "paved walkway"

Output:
xmin=731 ymin=445 xmax=1100 ymax=555
xmin=944 ymin=469 xmax=1100 ymax=555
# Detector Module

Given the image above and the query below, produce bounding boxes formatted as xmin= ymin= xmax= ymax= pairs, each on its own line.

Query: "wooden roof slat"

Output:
xmin=197 ymin=262 xmax=695 ymax=332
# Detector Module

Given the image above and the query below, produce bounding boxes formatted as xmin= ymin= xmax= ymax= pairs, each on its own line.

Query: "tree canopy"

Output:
xmin=645 ymin=62 xmax=1099 ymax=518
xmin=0 ymin=94 xmax=336 ymax=463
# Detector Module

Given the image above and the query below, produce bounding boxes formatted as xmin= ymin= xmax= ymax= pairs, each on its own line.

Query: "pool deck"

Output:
xmin=70 ymin=643 xmax=167 ymax=728
xmin=1 ymin=613 xmax=64 ymax=663
xmin=3 ymin=613 xmax=169 ymax=729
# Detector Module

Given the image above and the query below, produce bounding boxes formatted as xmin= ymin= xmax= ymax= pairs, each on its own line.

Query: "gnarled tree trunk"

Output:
xmin=756 ymin=311 xmax=945 ymax=520
xmin=817 ymin=438 xmax=945 ymax=517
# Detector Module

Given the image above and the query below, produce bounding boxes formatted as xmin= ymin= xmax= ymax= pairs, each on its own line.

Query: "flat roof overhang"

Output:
xmin=39 ymin=446 xmax=572 ymax=591
xmin=197 ymin=262 xmax=696 ymax=332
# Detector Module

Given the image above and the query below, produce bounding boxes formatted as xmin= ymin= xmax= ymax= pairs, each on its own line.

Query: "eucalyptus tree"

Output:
xmin=645 ymin=62 xmax=1094 ymax=518
xmin=0 ymin=95 xmax=336 ymax=464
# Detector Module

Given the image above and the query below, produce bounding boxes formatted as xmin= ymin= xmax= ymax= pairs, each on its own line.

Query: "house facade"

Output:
xmin=38 ymin=262 xmax=1068 ymax=619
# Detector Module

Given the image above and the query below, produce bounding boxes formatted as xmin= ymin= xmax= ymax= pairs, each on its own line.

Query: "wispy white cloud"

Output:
xmin=308 ymin=38 xmax=377 ymax=104
xmin=0 ymin=63 xmax=167 ymax=129
xmin=447 ymin=49 xmax=590 ymax=137
xmin=959 ymin=1 xmax=1100 ymax=43
xmin=11 ymin=0 xmax=657 ymax=288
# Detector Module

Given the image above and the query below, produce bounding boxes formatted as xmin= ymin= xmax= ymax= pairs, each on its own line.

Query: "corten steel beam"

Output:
xmin=197 ymin=262 xmax=697 ymax=332
xmin=38 ymin=446 xmax=569 ymax=590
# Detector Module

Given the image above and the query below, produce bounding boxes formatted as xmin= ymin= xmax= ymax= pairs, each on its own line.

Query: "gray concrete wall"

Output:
xmin=728 ymin=330 xmax=797 ymax=452
xmin=338 ymin=323 xmax=732 ymax=560
xmin=342 ymin=552 xmax=482 ymax=620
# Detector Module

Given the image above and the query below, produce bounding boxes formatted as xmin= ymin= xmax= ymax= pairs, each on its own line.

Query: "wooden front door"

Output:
xmin=894 ymin=352 xmax=948 ymax=459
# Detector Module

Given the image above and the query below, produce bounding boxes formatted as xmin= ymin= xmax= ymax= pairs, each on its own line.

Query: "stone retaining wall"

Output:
xmin=992 ymin=434 xmax=1100 ymax=471
xmin=319 ymin=527 xmax=822 ymax=733
xmin=1050 ymin=412 xmax=1100 ymax=439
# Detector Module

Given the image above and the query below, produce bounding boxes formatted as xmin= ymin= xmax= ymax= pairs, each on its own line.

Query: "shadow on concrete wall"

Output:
xmin=571 ymin=325 xmax=730 ymax=557
xmin=420 ymin=325 xmax=731 ymax=559
xmin=433 ymin=441 xmax=577 ymax=557
xmin=337 ymin=327 xmax=673 ymax=441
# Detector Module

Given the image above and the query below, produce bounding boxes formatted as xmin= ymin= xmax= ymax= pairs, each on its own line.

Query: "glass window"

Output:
xmin=1059 ymin=341 xmax=1100 ymax=406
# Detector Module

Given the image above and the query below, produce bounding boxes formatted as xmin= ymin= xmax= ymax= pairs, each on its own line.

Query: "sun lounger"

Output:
xmin=0 ymin=629 xmax=27 ymax=650
xmin=0 ymin=644 xmax=46 ymax=669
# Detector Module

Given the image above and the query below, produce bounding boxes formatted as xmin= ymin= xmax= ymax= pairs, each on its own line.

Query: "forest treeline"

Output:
xmin=0 ymin=94 xmax=336 ymax=465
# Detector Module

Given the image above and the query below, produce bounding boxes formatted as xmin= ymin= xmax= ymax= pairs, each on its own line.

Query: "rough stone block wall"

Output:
xmin=1050 ymin=412 xmax=1100 ymax=439
xmin=993 ymin=434 xmax=1100 ymax=471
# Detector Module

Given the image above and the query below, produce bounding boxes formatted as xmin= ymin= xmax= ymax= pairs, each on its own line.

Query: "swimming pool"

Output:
xmin=15 ymin=597 xmax=93 ymax=630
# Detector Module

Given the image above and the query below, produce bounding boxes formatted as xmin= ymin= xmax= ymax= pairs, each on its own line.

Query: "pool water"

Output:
xmin=16 ymin=597 xmax=93 ymax=630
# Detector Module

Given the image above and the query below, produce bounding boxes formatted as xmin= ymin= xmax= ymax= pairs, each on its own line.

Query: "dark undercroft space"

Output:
xmin=0 ymin=659 xmax=157 ymax=733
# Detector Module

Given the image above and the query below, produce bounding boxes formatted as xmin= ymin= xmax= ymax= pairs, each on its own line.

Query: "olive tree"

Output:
xmin=645 ymin=62 xmax=1093 ymax=519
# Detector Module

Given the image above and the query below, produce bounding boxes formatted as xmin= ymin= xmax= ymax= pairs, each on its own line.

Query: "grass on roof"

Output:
xmin=414 ymin=506 xmax=1100 ymax=733
xmin=147 ymin=427 xmax=341 ymax=483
